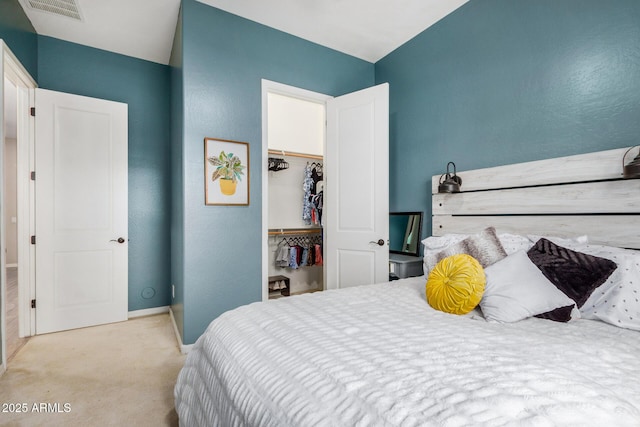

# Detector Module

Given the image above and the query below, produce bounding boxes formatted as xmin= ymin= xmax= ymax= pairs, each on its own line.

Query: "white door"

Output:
xmin=35 ymin=88 xmax=128 ymax=334
xmin=325 ymin=83 xmax=389 ymax=289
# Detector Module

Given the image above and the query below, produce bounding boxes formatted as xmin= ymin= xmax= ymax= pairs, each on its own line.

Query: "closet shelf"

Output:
xmin=268 ymin=227 xmax=322 ymax=236
xmin=268 ymin=149 xmax=323 ymax=161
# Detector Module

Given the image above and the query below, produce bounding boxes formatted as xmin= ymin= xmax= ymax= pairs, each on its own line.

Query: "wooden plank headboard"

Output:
xmin=431 ymin=147 xmax=640 ymax=249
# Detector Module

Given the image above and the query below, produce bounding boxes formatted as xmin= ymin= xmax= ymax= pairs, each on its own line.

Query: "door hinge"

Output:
xmin=30 ymin=235 xmax=36 ymax=245
xmin=31 ymin=299 xmax=36 ymax=309
xmin=30 ymin=171 xmax=35 ymax=181
xmin=30 ymin=107 xmax=35 ymax=117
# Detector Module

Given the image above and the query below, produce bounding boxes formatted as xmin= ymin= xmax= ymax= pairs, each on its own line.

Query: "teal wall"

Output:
xmin=0 ymin=0 xmax=37 ymax=79
xmin=376 ymin=0 xmax=640 ymax=238
xmin=170 ymin=7 xmax=185 ymax=340
xmin=178 ymin=0 xmax=375 ymax=344
xmin=37 ymin=37 xmax=172 ymax=312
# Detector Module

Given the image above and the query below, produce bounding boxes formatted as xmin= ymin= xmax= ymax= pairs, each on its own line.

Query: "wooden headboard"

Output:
xmin=431 ymin=147 xmax=640 ymax=249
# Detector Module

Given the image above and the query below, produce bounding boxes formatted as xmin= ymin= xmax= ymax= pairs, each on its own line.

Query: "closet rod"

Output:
xmin=268 ymin=228 xmax=322 ymax=236
xmin=267 ymin=149 xmax=323 ymax=161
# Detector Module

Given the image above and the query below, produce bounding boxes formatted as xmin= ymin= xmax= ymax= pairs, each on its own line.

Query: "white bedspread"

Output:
xmin=175 ymin=277 xmax=640 ymax=426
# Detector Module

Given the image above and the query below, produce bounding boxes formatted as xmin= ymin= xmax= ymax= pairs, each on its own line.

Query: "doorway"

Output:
xmin=1 ymin=41 xmax=37 ymax=371
xmin=261 ymin=80 xmax=331 ymax=301
xmin=3 ymin=76 xmax=26 ymax=362
xmin=0 ymin=43 xmax=128 ymax=373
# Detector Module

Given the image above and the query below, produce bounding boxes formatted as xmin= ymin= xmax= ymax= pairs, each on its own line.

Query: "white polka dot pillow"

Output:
xmin=559 ymin=242 xmax=640 ymax=331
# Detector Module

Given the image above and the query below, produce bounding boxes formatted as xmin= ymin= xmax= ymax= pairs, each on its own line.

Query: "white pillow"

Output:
xmin=498 ymin=233 xmax=532 ymax=255
xmin=480 ymin=250 xmax=577 ymax=323
xmin=556 ymin=243 xmax=640 ymax=331
xmin=421 ymin=234 xmax=468 ymax=250
xmin=422 ymin=234 xmax=469 ymax=274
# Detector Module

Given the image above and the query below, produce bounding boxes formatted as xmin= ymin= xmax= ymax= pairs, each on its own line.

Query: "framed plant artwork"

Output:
xmin=205 ymin=137 xmax=250 ymax=206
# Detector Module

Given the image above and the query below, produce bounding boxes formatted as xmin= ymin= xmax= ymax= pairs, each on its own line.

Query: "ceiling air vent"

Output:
xmin=26 ymin=0 xmax=82 ymax=21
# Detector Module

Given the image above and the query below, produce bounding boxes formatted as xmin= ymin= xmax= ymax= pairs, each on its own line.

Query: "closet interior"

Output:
xmin=266 ymin=91 xmax=326 ymax=299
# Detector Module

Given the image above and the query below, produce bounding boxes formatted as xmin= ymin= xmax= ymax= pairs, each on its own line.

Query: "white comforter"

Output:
xmin=175 ymin=277 xmax=640 ymax=426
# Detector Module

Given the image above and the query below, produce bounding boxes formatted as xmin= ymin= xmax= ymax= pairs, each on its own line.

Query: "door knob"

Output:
xmin=110 ymin=237 xmax=126 ymax=244
xmin=369 ymin=239 xmax=385 ymax=246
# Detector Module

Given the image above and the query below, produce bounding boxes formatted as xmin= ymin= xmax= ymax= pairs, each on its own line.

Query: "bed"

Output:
xmin=175 ymin=147 xmax=640 ymax=426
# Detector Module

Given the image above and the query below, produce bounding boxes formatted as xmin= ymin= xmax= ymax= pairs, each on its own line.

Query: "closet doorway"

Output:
xmin=261 ymin=80 xmax=390 ymax=301
xmin=261 ymin=81 xmax=330 ymax=301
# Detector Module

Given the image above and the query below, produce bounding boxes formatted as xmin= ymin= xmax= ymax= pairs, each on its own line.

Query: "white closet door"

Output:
xmin=325 ymin=83 xmax=389 ymax=290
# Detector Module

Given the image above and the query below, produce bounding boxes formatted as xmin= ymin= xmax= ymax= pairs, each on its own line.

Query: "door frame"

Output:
xmin=260 ymin=79 xmax=331 ymax=302
xmin=0 ymin=40 xmax=37 ymax=372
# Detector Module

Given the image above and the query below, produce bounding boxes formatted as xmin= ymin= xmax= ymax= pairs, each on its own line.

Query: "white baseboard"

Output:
xmin=169 ymin=307 xmax=194 ymax=354
xmin=128 ymin=306 xmax=169 ymax=319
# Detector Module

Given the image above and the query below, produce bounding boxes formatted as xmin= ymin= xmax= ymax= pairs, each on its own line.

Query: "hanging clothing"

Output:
xmin=295 ymin=245 xmax=304 ymax=265
xmin=312 ymin=191 xmax=323 ymax=226
xmin=311 ymin=166 xmax=323 ymax=194
xmin=303 ymin=162 xmax=324 ymax=226
xmin=307 ymin=245 xmax=315 ymax=266
xmin=288 ymin=246 xmax=299 ymax=269
xmin=275 ymin=243 xmax=290 ymax=268
xmin=302 ymin=164 xmax=313 ymax=225
xmin=314 ymin=244 xmax=323 ymax=266
xmin=300 ymin=246 xmax=309 ymax=267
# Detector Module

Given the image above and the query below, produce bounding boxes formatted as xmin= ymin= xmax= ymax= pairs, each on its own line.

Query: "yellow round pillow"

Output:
xmin=426 ymin=254 xmax=486 ymax=315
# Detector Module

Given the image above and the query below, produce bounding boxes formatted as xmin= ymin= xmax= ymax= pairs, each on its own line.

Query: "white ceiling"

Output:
xmin=16 ymin=0 xmax=468 ymax=65
xmin=196 ymin=0 xmax=469 ymax=63
xmin=18 ymin=0 xmax=181 ymax=64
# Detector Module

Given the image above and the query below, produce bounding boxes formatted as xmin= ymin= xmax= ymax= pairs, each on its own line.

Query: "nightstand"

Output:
xmin=389 ymin=253 xmax=423 ymax=279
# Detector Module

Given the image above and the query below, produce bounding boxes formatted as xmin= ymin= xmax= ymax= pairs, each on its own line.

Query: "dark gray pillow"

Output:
xmin=527 ymin=238 xmax=618 ymax=309
xmin=425 ymin=227 xmax=507 ymax=271
xmin=535 ymin=304 xmax=575 ymax=323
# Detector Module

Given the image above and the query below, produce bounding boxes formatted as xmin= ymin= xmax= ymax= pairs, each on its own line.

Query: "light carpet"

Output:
xmin=0 ymin=314 xmax=186 ymax=426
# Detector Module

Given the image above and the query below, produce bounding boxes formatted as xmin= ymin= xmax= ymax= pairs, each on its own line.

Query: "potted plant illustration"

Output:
xmin=208 ymin=151 xmax=246 ymax=196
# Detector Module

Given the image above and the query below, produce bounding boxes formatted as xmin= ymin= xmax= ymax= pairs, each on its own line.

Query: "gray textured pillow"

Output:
xmin=425 ymin=227 xmax=507 ymax=272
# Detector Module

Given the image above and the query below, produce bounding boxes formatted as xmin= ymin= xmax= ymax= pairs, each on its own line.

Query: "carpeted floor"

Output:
xmin=0 ymin=314 xmax=186 ymax=426
xmin=5 ymin=267 xmax=28 ymax=363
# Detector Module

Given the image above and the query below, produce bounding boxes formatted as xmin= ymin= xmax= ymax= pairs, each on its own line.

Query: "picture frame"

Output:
xmin=205 ymin=137 xmax=250 ymax=206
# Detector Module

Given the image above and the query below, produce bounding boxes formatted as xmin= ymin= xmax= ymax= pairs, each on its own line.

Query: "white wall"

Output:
xmin=4 ymin=77 xmax=18 ymax=266
xmin=4 ymin=138 xmax=17 ymax=266
xmin=268 ymin=156 xmax=311 ymax=229
xmin=267 ymin=92 xmax=324 ymax=156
